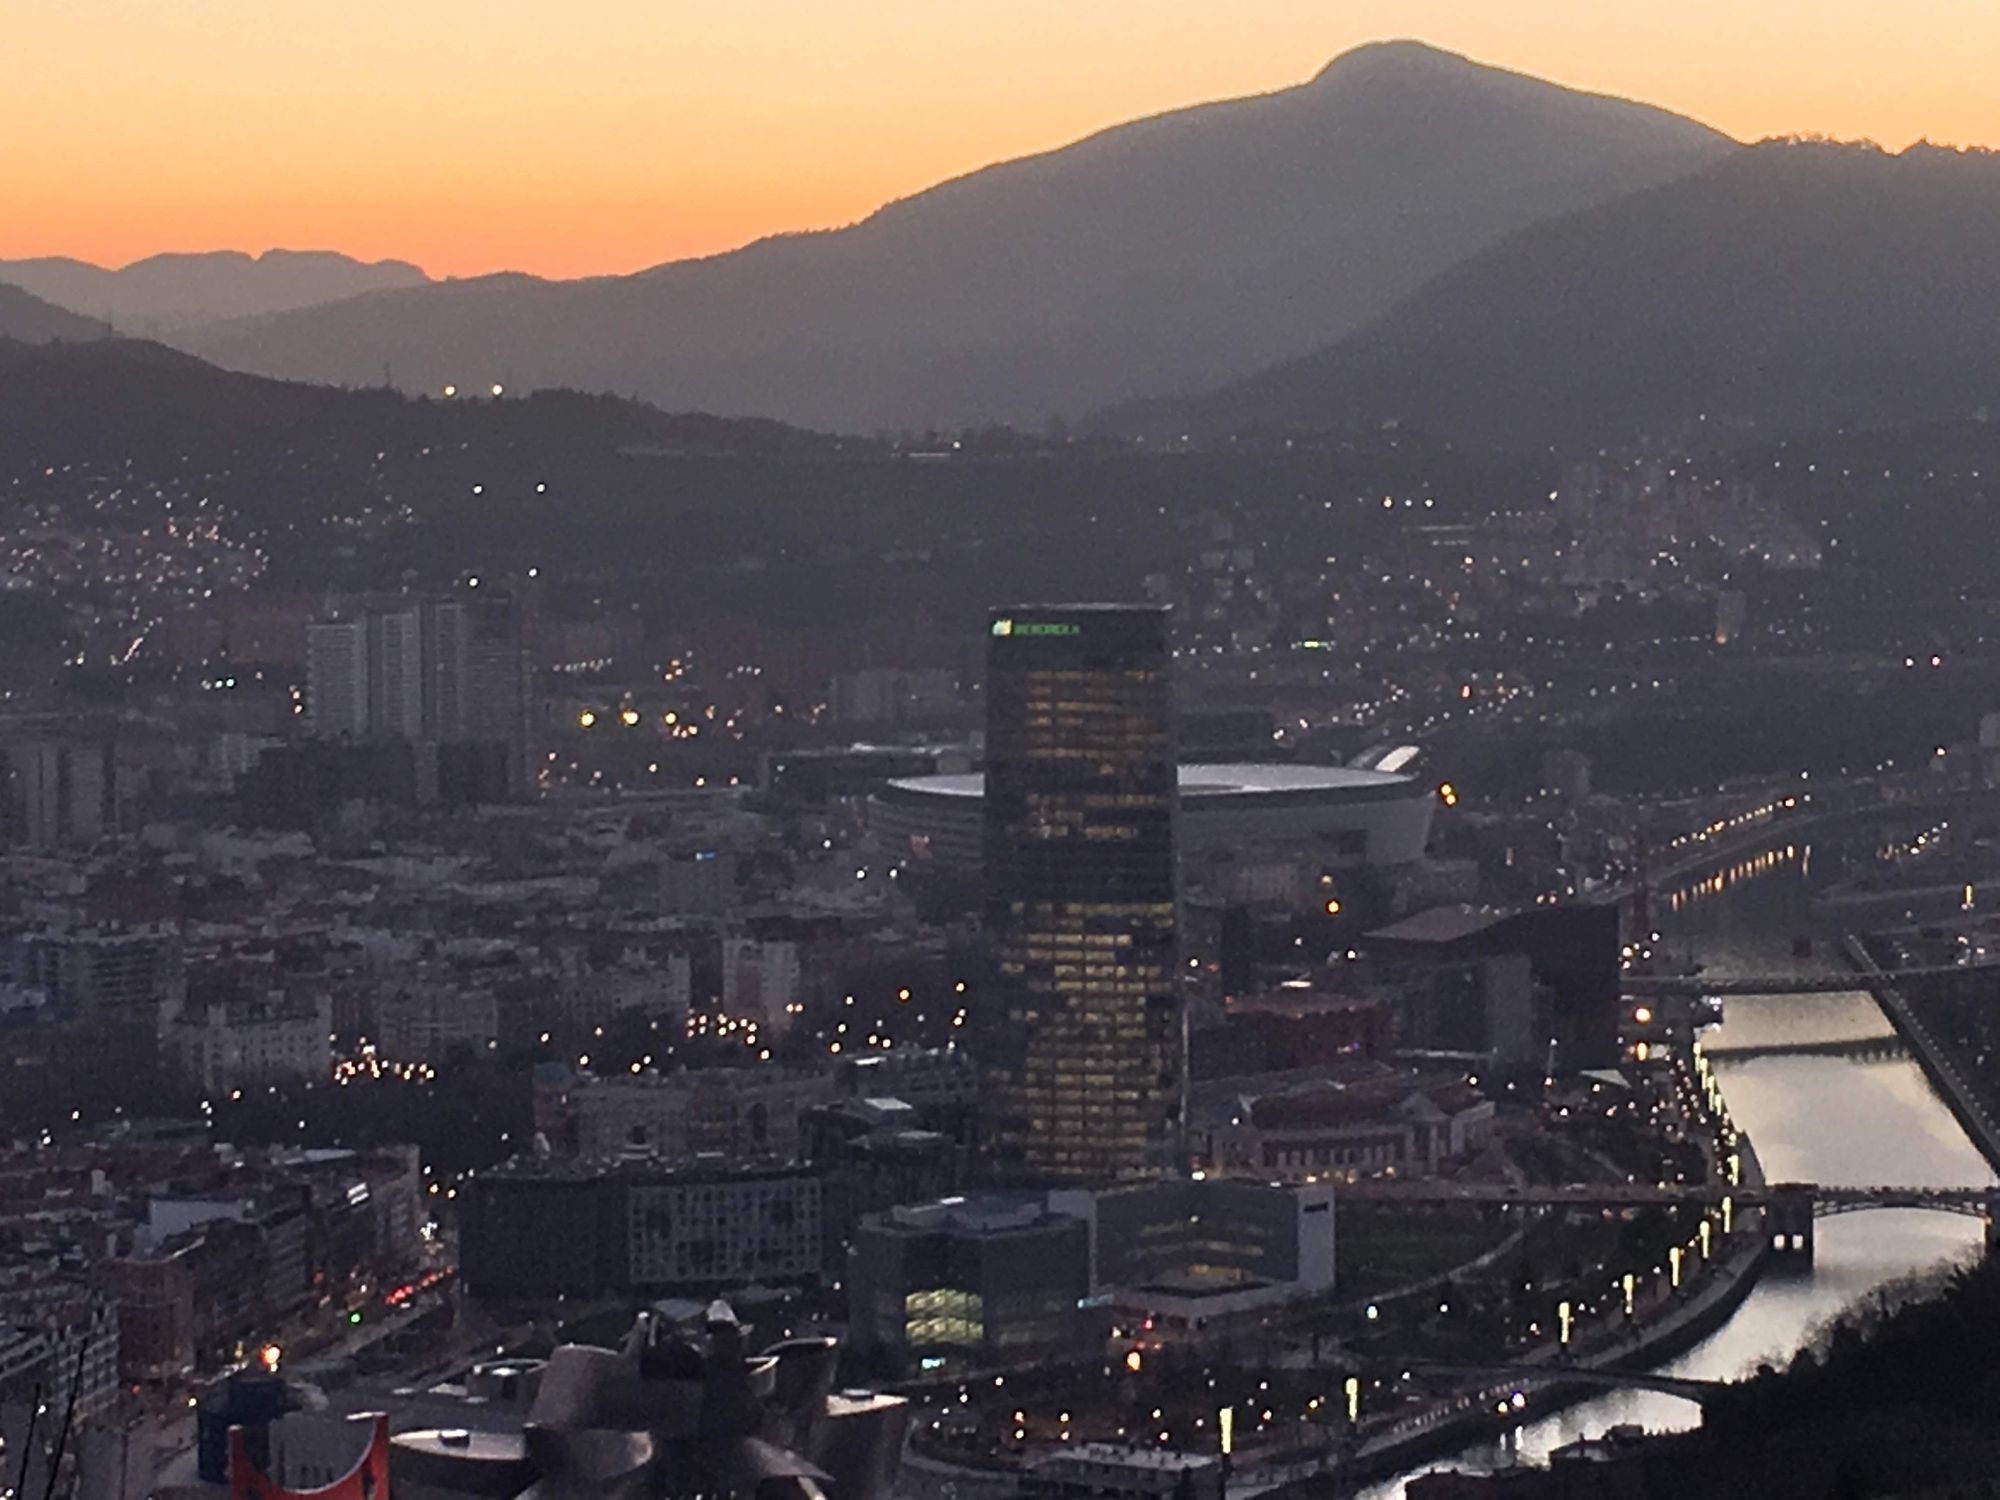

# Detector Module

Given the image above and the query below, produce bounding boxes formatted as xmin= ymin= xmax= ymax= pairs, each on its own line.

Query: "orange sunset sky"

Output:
xmin=7 ymin=0 xmax=1996 ymax=281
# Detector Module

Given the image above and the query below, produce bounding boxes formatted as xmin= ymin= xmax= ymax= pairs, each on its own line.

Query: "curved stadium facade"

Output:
xmin=871 ymin=762 xmax=1434 ymax=878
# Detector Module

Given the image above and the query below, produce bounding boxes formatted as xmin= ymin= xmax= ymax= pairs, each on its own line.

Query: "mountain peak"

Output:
xmin=177 ymin=46 xmax=1731 ymax=431
xmin=1308 ymin=39 xmax=1478 ymax=85
xmin=0 ymin=250 xmax=432 ymax=331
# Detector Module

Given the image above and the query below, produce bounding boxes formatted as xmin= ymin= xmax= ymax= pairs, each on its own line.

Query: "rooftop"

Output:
xmin=882 ymin=1192 xmax=1061 ymax=1235
xmin=1366 ymin=904 xmax=1516 ymax=946
xmin=886 ymin=762 xmax=1417 ymax=801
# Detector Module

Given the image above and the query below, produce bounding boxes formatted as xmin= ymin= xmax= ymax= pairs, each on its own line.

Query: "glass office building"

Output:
xmin=980 ymin=605 xmax=1181 ymax=1181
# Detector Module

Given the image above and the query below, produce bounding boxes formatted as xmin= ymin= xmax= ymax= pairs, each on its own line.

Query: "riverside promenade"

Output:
xmin=1234 ymin=1149 xmax=1768 ymax=1494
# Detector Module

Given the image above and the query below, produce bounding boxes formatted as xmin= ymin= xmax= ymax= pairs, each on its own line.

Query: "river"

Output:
xmin=1362 ymin=838 xmax=1998 ymax=1496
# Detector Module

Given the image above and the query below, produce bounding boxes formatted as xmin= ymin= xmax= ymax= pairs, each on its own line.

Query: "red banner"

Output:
xmin=229 ymin=1414 xmax=389 ymax=1499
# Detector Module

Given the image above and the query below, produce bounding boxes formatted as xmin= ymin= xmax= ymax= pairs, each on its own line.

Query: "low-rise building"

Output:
xmin=0 ymin=1135 xmax=421 ymax=1386
xmin=551 ymin=949 xmax=693 ymax=1033
xmin=659 ymin=850 xmax=738 ymax=917
xmin=805 ymin=1097 xmax=965 ymax=1258
xmin=166 ymin=992 xmax=332 ymax=1092
xmin=626 ymin=1166 xmax=822 ymax=1289
xmin=3 ymin=921 xmax=185 ymax=1023
xmin=458 ymin=1160 xmax=823 ymax=1300
xmin=376 ymin=981 xmax=500 ymax=1060
xmin=1024 ymin=1445 xmax=1224 ymax=1500
xmin=569 ymin=1067 xmax=835 ymax=1165
xmin=1048 ymin=1176 xmax=1335 ymax=1342
xmin=1193 ymin=984 xmax=1389 ymax=1079
xmin=97 ymin=1252 xmax=197 ymax=1383
xmin=845 ymin=1196 xmax=1097 ymax=1376
xmin=1205 ymin=1074 xmax=1495 ymax=1183
xmin=0 ymin=1293 xmax=121 ymax=1424
xmin=836 ymin=1046 xmax=978 ymax=1113
xmin=721 ymin=937 xmax=801 ymax=1032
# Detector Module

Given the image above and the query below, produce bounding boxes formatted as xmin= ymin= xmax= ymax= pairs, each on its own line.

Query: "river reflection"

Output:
xmin=1360 ymin=842 xmax=1994 ymax=1497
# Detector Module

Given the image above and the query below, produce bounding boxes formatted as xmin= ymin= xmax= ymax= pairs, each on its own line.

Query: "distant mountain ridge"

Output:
xmin=0 ymin=336 xmax=843 ymax=468
xmin=0 ymin=282 xmax=113 ymax=343
xmin=176 ymin=41 xmax=1733 ymax=429
xmin=0 ymin=249 xmax=430 ymax=333
xmin=1102 ymin=140 xmax=2000 ymax=448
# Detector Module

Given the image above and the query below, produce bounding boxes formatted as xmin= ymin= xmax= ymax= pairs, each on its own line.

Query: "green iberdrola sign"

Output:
xmin=992 ymin=619 xmax=1080 ymax=638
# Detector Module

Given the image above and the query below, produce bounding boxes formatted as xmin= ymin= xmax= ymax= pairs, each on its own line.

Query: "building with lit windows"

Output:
xmin=846 ymin=1176 xmax=1334 ymax=1373
xmin=979 ymin=604 xmax=1182 ymax=1183
xmin=844 ymin=1195 xmax=1096 ymax=1375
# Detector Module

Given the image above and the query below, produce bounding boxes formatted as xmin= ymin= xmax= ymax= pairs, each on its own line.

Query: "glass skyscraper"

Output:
xmin=979 ymin=604 xmax=1182 ymax=1182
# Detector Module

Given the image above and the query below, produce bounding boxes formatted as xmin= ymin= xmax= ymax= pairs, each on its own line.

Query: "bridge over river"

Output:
xmin=1624 ymin=960 xmax=2000 ymax=997
xmin=1398 ymin=1362 xmax=1723 ymax=1402
xmin=1700 ymin=1034 xmax=1909 ymax=1063
xmin=1337 ymin=1180 xmax=1999 ymax=1260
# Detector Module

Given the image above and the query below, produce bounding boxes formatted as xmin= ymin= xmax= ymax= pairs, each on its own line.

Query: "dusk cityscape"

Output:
xmin=7 ymin=6 xmax=2000 ymax=1498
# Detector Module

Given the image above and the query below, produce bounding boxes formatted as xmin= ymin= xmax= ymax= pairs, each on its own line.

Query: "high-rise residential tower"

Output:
xmin=304 ymin=618 xmax=369 ymax=738
xmin=367 ymin=604 xmax=426 ymax=739
xmin=303 ymin=591 xmax=531 ymax=799
xmin=979 ymin=604 xmax=1181 ymax=1182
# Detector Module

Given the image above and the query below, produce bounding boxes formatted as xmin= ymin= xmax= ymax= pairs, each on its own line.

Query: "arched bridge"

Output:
xmin=1398 ymin=1361 xmax=1722 ymax=1402
xmin=1814 ymin=1187 xmax=1992 ymax=1219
